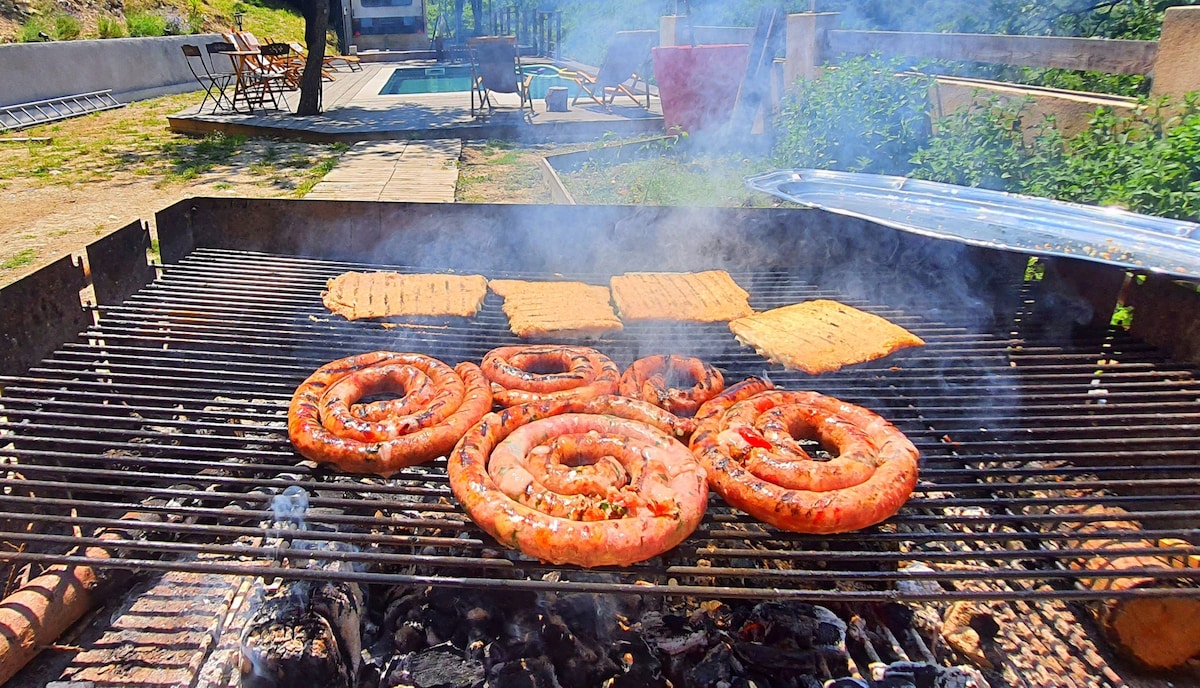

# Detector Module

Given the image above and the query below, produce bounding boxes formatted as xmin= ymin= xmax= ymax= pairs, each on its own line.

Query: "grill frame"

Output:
xmin=1 ymin=198 xmax=1198 ymax=605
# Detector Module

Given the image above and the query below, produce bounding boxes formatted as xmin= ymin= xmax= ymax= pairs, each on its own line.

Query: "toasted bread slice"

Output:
xmin=610 ymin=270 xmax=754 ymax=322
xmin=323 ymin=271 xmax=488 ymax=320
xmin=729 ymin=299 xmax=925 ymax=374
xmin=489 ymin=279 xmax=623 ymax=339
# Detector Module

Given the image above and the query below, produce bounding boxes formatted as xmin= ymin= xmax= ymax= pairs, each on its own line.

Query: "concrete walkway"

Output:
xmin=305 ymin=138 xmax=462 ymax=202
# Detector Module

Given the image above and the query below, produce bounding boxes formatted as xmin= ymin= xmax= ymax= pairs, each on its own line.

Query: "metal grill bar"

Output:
xmin=2 ymin=248 xmax=1199 ymax=602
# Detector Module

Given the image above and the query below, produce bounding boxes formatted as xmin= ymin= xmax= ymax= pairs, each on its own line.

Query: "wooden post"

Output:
xmin=784 ymin=12 xmax=838 ymax=87
xmin=1150 ymin=6 xmax=1200 ymax=100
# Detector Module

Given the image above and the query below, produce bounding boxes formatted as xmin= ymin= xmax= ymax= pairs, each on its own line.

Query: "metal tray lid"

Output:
xmin=745 ymin=169 xmax=1200 ymax=280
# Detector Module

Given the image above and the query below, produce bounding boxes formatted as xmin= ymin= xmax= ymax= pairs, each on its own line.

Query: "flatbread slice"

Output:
xmin=323 ymin=271 xmax=488 ymax=320
xmin=610 ymin=270 xmax=754 ymax=322
xmin=729 ymin=299 xmax=925 ymax=374
xmin=489 ymin=279 xmax=623 ymax=339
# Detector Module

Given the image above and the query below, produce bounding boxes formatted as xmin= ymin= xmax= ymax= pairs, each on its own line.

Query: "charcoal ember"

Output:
xmin=878 ymin=662 xmax=990 ymax=688
xmin=393 ymin=620 xmax=427 ymax=653
xmin=641 ymin=611 xmax=709 ymax=655
xmin=939 ymin=601 xmax=997 ymax=669
xmin=240 ymin=583 xmax=352 ymax=688
xmin=488 ymin=656 xmax=562 ymax=688
xmin=541 ymin=609 xmax=619 ymax=685
xmin=731 ymin=640 xmax=824 ymax=672
xmin=380 ymin=641 xmax=485 ymax=688
xmin=607 ymin=638 xmax=667 ymax=688
xmin=739 ymin=602 xmax=848 ymax=655
xmin=686 ymin=641 xmax=735 ymax=688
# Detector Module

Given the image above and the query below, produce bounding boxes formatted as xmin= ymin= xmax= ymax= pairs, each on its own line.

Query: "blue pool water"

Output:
xmin=379 ymin=64 xmax=581 ymax=99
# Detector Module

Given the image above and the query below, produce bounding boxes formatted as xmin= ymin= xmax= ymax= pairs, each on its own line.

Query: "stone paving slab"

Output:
xmin=306 ymin=138 xmax=462 ymax=202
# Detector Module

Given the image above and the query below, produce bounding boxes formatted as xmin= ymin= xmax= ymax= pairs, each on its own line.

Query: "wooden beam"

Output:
xmin=827 ymin=30 xmax=1158 ymax=75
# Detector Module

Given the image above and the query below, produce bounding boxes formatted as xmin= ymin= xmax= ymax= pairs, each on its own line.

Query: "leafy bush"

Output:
xmin=909 ymin=93 xmax=1200 ymax=222
xmin=187 ymin=0 xmax=206 ymax=34
xmin=773 ymin=56 xmax=934 ymax=175
xmin=18 ymin=17 xmax=49 ymax=42
xmin=52 ymin=13 xmax=82 ymax=40
xmin=126 ymin=11 xmax=168 ymax=37
xmin=97 ymin=15 xmax=126 ymax=38
xmin=910 ymin=96 xmax=1063 ymax=191
xmin=773 ymin=52 xmax=1200 ymax=223
xmin=1024 ymin=96 xmax=1200 ymax=221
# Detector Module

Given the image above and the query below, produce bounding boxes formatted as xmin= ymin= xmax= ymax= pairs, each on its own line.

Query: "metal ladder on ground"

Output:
xmin=0 ymin=90 xmax=125 ymax=132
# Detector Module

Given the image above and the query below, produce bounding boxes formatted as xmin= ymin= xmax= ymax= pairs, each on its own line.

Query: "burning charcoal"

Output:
xmin=541 ymin=609 xmax=619 ymax=686
xmin=488 ymin=656 xmax=562 ymax=688
xmin=607 ymin=638 xmax=668 ymax=688
xmin=732 ymin=640 xmax=829 ymax=673
xmin=640 ymin=611 xmax=710 ymax=656
xmin=939 ymin=602 xmax=996 ymax=670
xmin=686 ymin=641 xmax=735 ymax=688
xmin=877 ymin=662 xmax=990 ymax=688
xmin=394 ymin=620 xmax=427 ymax=653
xmin=240 ymin=582 xmax=353 ymax=688
xmin=740 ymin=602 xmax=847 ymax=652
xmin=381 ymin=641 xmax=485 ymax=688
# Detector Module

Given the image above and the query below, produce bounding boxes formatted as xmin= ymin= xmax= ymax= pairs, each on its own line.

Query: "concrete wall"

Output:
xmin=0 ymin=34 xmax=222 ymax=108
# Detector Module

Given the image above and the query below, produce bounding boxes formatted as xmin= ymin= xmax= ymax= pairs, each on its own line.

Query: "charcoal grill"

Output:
xmin=1 ymin=198 xmax=1199 ymax=610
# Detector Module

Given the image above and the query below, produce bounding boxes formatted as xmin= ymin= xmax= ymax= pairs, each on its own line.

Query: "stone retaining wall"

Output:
xmin=0 ymin=34 xmax=221 ymax=108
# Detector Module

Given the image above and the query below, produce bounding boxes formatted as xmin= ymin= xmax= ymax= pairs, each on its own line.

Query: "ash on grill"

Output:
xmin=240 ymin=580 xmax=987 ymax=688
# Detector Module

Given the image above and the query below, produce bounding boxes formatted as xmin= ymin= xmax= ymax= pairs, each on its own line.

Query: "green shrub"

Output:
xmin=126 ymin=11 xmax=167 ymax=37
xmin=97 ymin=15 xmax=126 ymax=38
xmin=773 ymin=55 xmax=934 ymax=175
xmin=187 ymin=0 xmax=206 ymax=34
xmin=910 ymin=96 xmax=1064 ymax=192
xmin=1024 ymin=96 xmax=1200 ymax=221
xmin=52 ymin=13 xmax=82 ymax=40
xmin=907 ymin=93 xmax=1200 ymax=223
xmin=18 ymin=17 xmax=49 ymax=42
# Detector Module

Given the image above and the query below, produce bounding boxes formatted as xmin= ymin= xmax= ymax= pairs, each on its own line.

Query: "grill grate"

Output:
xmin=2 ymin=248 xmax=1199 ymax=601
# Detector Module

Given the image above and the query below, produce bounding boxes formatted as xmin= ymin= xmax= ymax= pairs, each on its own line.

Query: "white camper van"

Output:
xmin=347 ymin=0 xmax=428 ymax=51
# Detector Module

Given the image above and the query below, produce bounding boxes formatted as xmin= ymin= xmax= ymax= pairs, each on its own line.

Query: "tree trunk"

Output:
xmin=298 ymin=0 xmax=330 ymax=116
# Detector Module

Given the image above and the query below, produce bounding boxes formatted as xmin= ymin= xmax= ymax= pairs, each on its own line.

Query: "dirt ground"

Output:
xmin=1 ymin=174 xmax=297 ymax=286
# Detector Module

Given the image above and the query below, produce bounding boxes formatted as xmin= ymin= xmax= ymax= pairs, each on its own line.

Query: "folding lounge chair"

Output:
xmin=569 ymin=30 xmax=658 ymax=110
xmin=182 ymin=44 xmax=234 ymax=113
xmin=468 ymin=36 xmax=534 ymax=121
xmin=289 ymin=41 xmax=362 ymax=73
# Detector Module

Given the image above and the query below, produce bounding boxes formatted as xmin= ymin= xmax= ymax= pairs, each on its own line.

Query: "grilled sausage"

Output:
xmin=480 ymin=345 xmax=620 ymax=407
xmin=618 ymin=354 xmax=724 ymax=417
xmin=288 ymin=351 xmax=492 ymax=476
xmin=690 ymin=379 xmax=919 ymax=534
xmin=448 ymin=395 xmax=708 ymax=567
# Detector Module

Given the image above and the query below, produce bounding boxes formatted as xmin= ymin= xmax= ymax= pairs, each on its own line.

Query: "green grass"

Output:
xmin=563 ymin=153 xmax=773 ymax=207
xmin=295 ymin=152 xmax=343 ymax=197
xmin=204 ymin=0 xmax=306 ymax=42
xmin=2 ymin=250 xmax=38 ymax=270
xmin=0 ymin=93 xmax=345 ymax=193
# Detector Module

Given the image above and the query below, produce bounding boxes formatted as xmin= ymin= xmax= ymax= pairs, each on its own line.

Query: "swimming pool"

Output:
xmin=379 ymin=64 xmax=581 ymax=99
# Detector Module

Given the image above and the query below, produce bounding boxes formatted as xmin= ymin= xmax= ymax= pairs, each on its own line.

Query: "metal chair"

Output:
xmin=182 ymin=44 xmax=234 ymax=113
xmin=468 ymin=36 xmax=534 ymax=121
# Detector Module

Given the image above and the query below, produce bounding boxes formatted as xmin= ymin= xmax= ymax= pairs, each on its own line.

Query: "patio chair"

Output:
xmin=182 ymin=44 xmax=234 ymax=113
xmin=259 ymin=42 xmax=303 ymax=90
xmin=567 ymin=30 xmax=657 ymax=110
xmin=289 ymin=41 xmax=361 ymax=73
xmin=468 ymin=36 xmax=534 ymax=121
xmin=218 ymin=33 xmax=291 ymax=111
